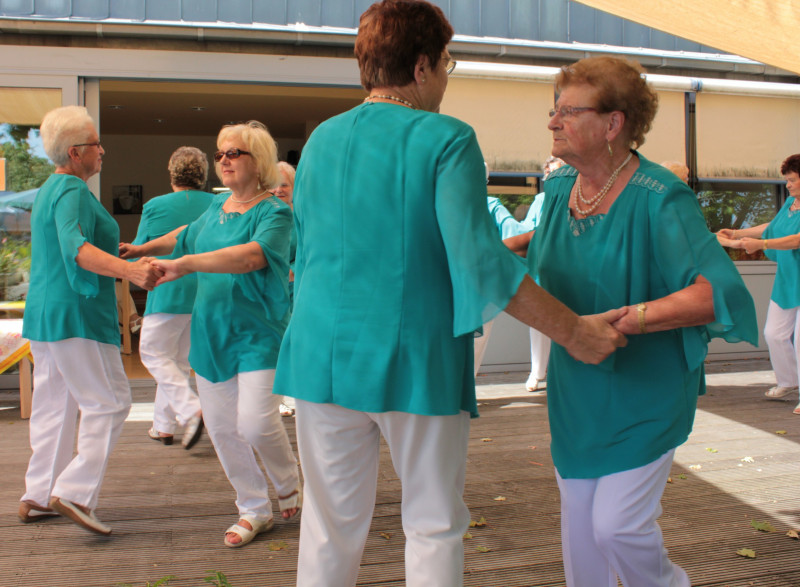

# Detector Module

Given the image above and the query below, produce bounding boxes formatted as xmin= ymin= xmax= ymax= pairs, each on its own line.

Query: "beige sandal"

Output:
xmin=279 ymin=487 xmax=303 ymax=520
xmin=765 ymin=386 xmax=797 ymax=399
xmin=223 ymin=515 xmax=274 ymax=548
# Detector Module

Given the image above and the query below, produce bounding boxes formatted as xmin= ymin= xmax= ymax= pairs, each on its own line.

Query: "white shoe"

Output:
xmin=279 ymin=403 xmax=295 ymax=417
xmin=525 ymin=375 xmax=546 ymax=392
xmin=765 ymin=386 xmax=797 ymax=399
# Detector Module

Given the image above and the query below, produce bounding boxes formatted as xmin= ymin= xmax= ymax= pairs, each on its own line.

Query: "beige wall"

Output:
xmin=443 ymin=79 xmax=687 ymax=171
xmin=697 ymin=93 xmax=800 ymax=177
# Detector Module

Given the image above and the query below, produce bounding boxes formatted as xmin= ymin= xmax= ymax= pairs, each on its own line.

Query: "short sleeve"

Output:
xmin=232 ymin=202 xmax=292 ymax=322
xmin=434 ymin=127 xmax=527 ymax=336
xmin=52 ymin=183 xmax=96 ymax=296
xmin=651 ymin=186 xmax=758 ymax=369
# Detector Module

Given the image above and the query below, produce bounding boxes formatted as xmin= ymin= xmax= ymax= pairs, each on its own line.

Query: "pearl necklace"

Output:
xmin=364 ymin=94 xmax=417 ymax=109
xmin=574 ymin=152 xmax=633 ymax=216
xmin=229 ymin=188 xmax=269 ymax=204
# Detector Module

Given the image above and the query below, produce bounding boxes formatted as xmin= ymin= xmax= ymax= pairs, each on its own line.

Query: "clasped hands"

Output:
xmin=715 ymin=229 xmax=763 ymax=254
xmin=119 ymin=242 xmax=184 ymax=290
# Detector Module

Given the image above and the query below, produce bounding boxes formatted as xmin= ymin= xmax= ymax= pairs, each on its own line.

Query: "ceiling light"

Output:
xmin=191 ymin=106 xmax=206 ymax=111
xmin=108 ymin=105 xmax=123 ymax=110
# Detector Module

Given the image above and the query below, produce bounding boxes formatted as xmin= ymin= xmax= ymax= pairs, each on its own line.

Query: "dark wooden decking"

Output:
xmin=2 ymin=360 xmax=800 ymax=587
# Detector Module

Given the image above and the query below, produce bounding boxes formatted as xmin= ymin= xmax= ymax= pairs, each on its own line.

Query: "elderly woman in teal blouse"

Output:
xmin=527 ymin=56 xmax=757 ymax=587
xmin=120 ymin=121 xmax=301 ymax=549
xmin=19 ymin=105 xmax=161 ymax=535
xmin=133 ymin=146 xmax=213 ymax=448
xmin=717 ymin=154 xmax=800 ymax=414
xmin=273 ymin=2 xmax=626 ymax=586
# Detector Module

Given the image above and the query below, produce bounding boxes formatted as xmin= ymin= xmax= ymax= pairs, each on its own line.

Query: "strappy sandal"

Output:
xmin=765 ymin=386 xmax=797 ymax=399
xmin=223 ymin=515 xmax=274 ymax=548
xmin=279 ymin=487 xmax=303 ymax=520
xmin=18 ymin=500 xmax=59 ymax=523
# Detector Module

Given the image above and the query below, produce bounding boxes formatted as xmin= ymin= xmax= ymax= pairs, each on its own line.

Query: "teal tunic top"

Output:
xmin=131 ymin=189 xmax=213 ymax=315
xmin=274 ymin=102 xmax=528 ymax=417
xmin=23 ymin=173 xmax=120 ymax=345
xmin=174 ymin=193 xmax=292 ymax=383
xmin=762 ymin=197 xmax=800 ymax=309
xmin=529 ymin=154 xmax=758 ymax=478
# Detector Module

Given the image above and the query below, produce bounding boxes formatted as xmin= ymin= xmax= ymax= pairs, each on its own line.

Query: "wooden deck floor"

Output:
xmin=2 ymin=360 xmax=800 ymax=586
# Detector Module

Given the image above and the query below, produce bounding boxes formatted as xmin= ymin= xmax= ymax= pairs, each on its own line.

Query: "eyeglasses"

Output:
xmin=214 ymin=148 xmax=251 ymax=162
xmin=446 ymin=59 xmax=457 ymax=75
xmin=548 ymin=106 xmax=597 ymax=119
xmin=72 ymin=141 xmax=101 ymax=149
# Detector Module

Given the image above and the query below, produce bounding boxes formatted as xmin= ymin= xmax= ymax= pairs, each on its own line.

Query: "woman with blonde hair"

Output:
xmin=121 ymin=121 xmax=301 ymax=548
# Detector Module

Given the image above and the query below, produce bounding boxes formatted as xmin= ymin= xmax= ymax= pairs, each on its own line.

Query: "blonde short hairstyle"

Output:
xmin=215 ymin=121 xmax=280 ymax=189
xmin=40 ymin=105 xmax=95 ymax=167
xmin=169 ymin=146 xmax=208 ymax=190
xmin=277 ymin=161 xmax=296 ymax=186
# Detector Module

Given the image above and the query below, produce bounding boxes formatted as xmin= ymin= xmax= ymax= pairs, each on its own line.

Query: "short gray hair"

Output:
xmin=40 ymin=105 xmax=95 ymax=166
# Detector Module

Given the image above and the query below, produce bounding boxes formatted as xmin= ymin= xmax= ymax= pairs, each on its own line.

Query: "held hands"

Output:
xmin=739 ymin=237 xmax=764 ymax=254
xmin=150 ymin=258 xmax=190 ymax=286
xmin=125 ymin=257 xmax=163 ymax=291
xmin=565 ymin=308 xmax=628 ymax=364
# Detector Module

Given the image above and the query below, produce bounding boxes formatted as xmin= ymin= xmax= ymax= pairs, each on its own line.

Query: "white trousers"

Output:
xmin=528 ymin=327 xmax=551 ymax=381
xmin=295 ymin=400 xmax=471 ymax=587
xmin=196 ymin=369 xmax=299 ymax=522
xmin=139 ymin=313 xmax=200 ymax=433
xmin=23 ymin=339 xmax=131 ymax=510
xmin=763 ymin=301 xmax=800 ymax=388
xmin=556 ymin=449 xmax=690 ymax=587
xmin=473 ymin=320 xmax=494 ymax=376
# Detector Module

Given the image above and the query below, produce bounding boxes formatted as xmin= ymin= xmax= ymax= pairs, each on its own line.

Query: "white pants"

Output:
xmin=763 ymin=301 xmax=800 ymax=388
xmin=22 ymin=339 xmax=131 ymax=510
xmin=139 ymin=313 xmax=200 ymax=433
xmin=528 ymin=327 xmax=551 ymax=382
xmin=473 ymin=320 xmax=494 ymax=376
xmin=196 ymin=369 xmax=299 ymax=522
xmin=295 ymin=400 xmax=471 ymax=587
xmin=556 ymin=450 xmax=690 ymax=587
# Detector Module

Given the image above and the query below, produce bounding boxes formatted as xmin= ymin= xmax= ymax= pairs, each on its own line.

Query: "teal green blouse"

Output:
xmin=174 ymin=194 xmax=292 ymax=383
xmin=529 ymin=155 xmax=758 ymax=478
xmin=274 ymin=102 xmax=527 ymax=417
xmin=762 ymin=197 xmax=800 ymax=309
xmin=132 ymin=189 xmax=213 ymax=315
xmin=23 ymin=173 xmax=120 ymax=345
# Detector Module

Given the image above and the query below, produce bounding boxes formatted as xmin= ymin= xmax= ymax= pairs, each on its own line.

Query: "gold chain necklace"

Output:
xmin=364 ymin=94 xmax=417 ymax=109
xmin=574 ymin=152 xmax=633 ymax=216
xmin=230 ymin=188 xmax=269 ymax=204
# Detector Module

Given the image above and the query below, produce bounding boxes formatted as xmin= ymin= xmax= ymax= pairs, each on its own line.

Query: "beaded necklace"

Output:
xmin=574 ymin=152 xmax=633 ymax=216
xmin=364 ymin=94 xmax=417 ymax=109
xmin=230 ymin=188 xmax=269 ymax=204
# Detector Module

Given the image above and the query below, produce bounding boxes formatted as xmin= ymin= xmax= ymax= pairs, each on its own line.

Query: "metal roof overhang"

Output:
xmin=0 ymin=15 xmax=793 ymax=78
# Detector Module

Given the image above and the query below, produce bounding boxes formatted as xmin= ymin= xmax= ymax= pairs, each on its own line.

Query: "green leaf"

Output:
xmin=750 ymin=520 xmax=777 ymax=532
xmin=475 ymin=545 xmax=491 ymax=553
xmin=736 ymin=548 xmax=756 ymax=558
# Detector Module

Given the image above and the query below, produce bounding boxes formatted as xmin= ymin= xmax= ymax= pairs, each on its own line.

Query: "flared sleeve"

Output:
xmin=434 ymin=127 xmax=528 ymax=336
xmin=651 ymin=185 xmax=759 ymax=370
xmin=231 ymin=201 xmax=292 ymax=323
xmin=52 ymin=181 xmax=97 ymax=297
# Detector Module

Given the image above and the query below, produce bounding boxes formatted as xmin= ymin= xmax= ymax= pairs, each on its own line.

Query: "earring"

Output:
xmin=607 ymin=142 xmax=613 ymax=158
xmin=421 ymin=77 xmax=426 ymax=83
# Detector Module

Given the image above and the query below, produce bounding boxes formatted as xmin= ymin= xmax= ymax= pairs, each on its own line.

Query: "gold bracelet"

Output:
xmin=763 ymin=239 xmax=769 ymax=250
xmin=637 ymin=302 xmax=647 ymax=334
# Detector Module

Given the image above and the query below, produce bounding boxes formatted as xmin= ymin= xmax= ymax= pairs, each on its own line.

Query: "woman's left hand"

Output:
xmin=716 ymin=234 xmax=741 ymax=249
xmin=610 ymin=305 xmax=639 ymax=335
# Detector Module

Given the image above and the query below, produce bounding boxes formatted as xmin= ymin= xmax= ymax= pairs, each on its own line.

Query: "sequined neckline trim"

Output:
xmin=568 ymin=208 xmax=606 ymax=236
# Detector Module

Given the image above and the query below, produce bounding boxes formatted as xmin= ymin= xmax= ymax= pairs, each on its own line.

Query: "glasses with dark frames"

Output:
xmin=72 ymin=141 xmax=102 ymax=148
xmin=446 ymin=59 xmax=457 ymax=75
xmin=214 ymin=148 xmax=251 ymax=162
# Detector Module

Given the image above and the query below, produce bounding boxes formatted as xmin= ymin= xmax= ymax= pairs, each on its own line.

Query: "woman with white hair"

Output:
xmin=120 ymin=121 xmax=301 ymax=548
xmin=20 ymin=105 xmax=161 ymax=535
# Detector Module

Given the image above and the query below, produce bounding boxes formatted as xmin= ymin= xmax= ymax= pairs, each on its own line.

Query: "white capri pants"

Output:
xmin=556 ymin=449 xmax=690 ymax=587
xmin=195 ymin=369 xmax=299 ymax=523
xmin=22 ymin=338 xmax=131 ymax=511
xmin=763 ymin=300 xmax=800 ymax=389
xmin=139 ymin=313 xmax=200 ymax=433
xmin=294 ymin=399 xmax=471 ymax=587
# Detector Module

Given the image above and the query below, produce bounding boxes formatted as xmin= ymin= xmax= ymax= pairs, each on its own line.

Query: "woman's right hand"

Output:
xmin=565 ymin=309 xmax=628 ymax=364
xmin=125 ymin=258 xmax=163 ymax=291
xmin=716 ymin=228 xmax=736 ymax=239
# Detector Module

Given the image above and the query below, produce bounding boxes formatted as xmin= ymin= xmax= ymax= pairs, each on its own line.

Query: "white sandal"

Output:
xmin=223 ymin=515 xmax=274 ymax=548
xmin=278 ymin=487 xmax=303 ymax=520
xmin=765 ymin=386 xmax=797 ymax=399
